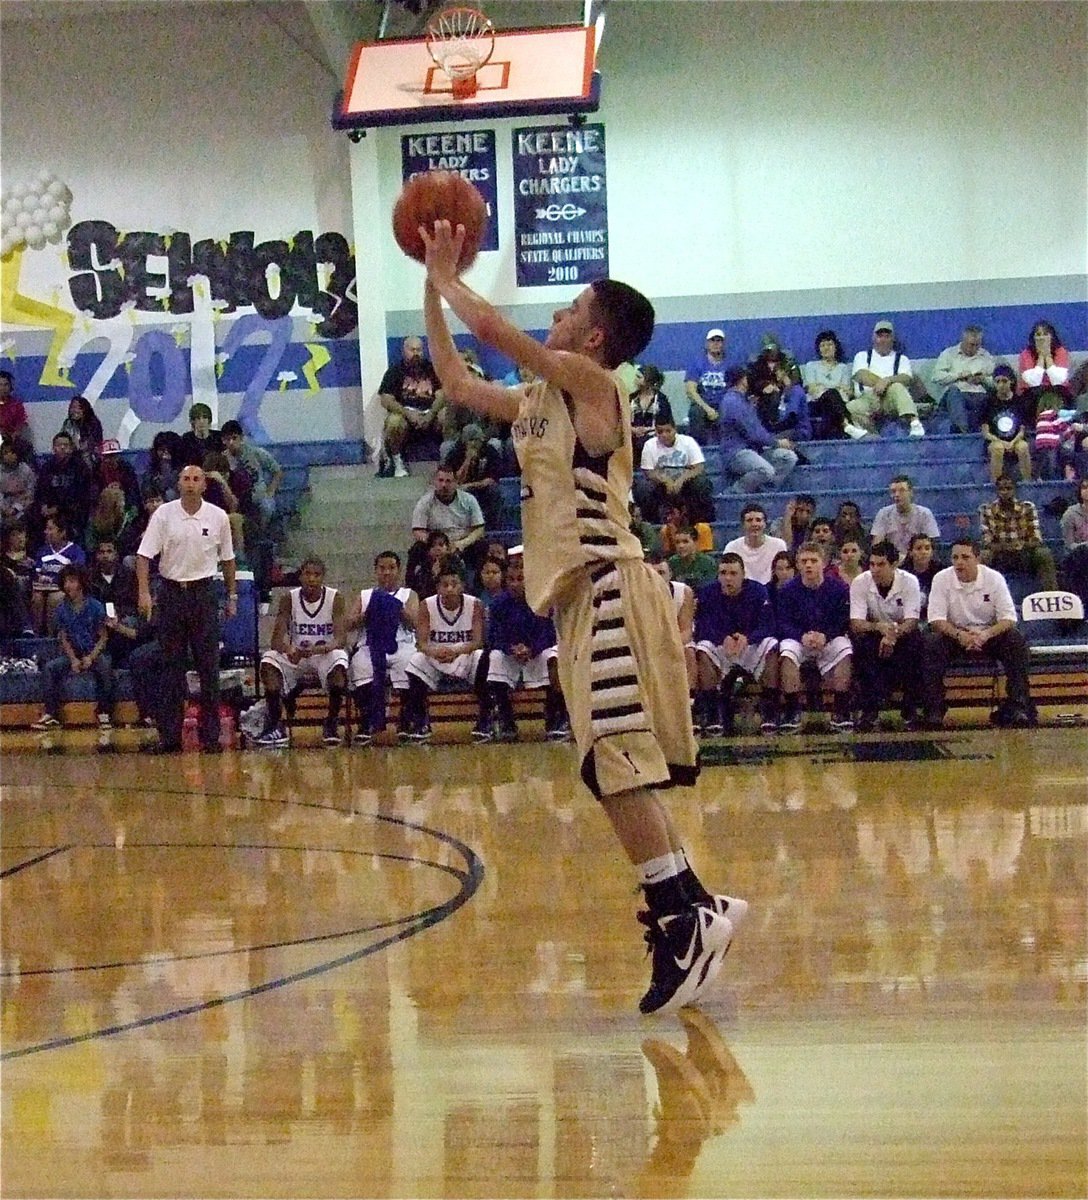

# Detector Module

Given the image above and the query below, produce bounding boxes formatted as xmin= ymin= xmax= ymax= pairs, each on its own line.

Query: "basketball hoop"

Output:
xmin=426 ymin=6 xmax=496 ymax=100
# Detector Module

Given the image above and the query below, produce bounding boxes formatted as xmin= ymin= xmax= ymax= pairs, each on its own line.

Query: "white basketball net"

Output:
xmin=426 ymin=6 xmax=496 ymax=95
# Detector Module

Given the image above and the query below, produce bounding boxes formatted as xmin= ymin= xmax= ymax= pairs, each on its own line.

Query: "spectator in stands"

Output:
xmin=920 ymin=537 xmax=1035 ymax=728
xmin=347 ymin=549 xmax=421 ymax=743
xmin=723 ymin=502 xmax=787 ymax=584
xmin=833 ymin=500 xmax=869 ymax=554
xmin=628 ymin=500 xmax=663 ymax=558
xmin=144 ymin=431 xmax=183 ymax=501
xmin=1033 ymin=404 xmax=1088 ymax=481
xmin=84 ymin=482 xmax=136 ymax=555
xmin=930 ymin=324 xmax=996 ymax=434
xmin=483 ymin=553 xmax=567 ymax=742
xmin=667 ymin=525 xmax=717 ymax=589
xmin=401 ymin=558 xmax=489 ymax=741
xmin=904 ymin=533 xmax=942 ymax=622
xmin=659 ymin=498 xmax=713 ymax=555
xmin=33 ymin=430 xmax=93 ymax=540
xmin=718 ymin=366 xmax=798 ymax=493
xmin=178 ymin=402 xmax=223 ymax=467
xmin=1 ymin=438 xmax=36 ymax=526
xmin=870 ymin=475 xmax=940 ymax=559
xmin=752 ymin=359 xmax=813 ymax=443
xmin=438 ymin=346 xmax=489 ymax=459
xmin=88 ymin=538 xmax=139 ymax=664
xmin=809 ymin=517 xmax=837 ymax=562
xmin=802 ymin=331 xmax=867 ymax=440
xmin=123 ymin=485 xmax=165 ymax=569
xmin=59 ymin=395 xmax=103 ymax=468
xmin=256 ymin=556 xmax=349 ymax=748
xmin=849 ymin=320 xmax=925 ymax=438
xmin=629 ymin=364 xmax=673 ymax=459
xmin=31 ymin=514 xmax=86 ymax=632
xmin=749 ymin=333 xmax=800 ymax=389
xmin=981 ymin=364 xmax=1033 ymax=482
xmin=693 ymin=552 xmax=781 ymax=735
xmin=830 ymin=538 xmax=865 ymax=586
xmin=201 ymin=451 xmax=246 ymax=565
xmin=411 ymin=464 xmax=486 ymax=576
xmin=1 ymin=522 xmax=34 ymax=610
xmin=774 ymin=541 xmax=854 ymax=732
xmin=378 ymin=336 xmax=445 ymax=478
xmin=774 ymin=493 xmax=816 ymax=550
xmin=684 ymin=328 xmax=729 ymax=444
xmin=95 ymin=439 xmax=141 ymax=516
xmin=0 ymin=559 xmax=31 ymax=639
xmin=848 ymin=539 xmax=924 ymax=730
xmin=635 ymin=416 xmax=715 ymax=523
xmin=1059 ymin=476 xmax=1088 ymax=607
xmin=221 ymin=420 xmax=282 ymax=599
xmin=1018 ymin=320 xmax=1072 ymax=425
xmin=30 ymin=563 xmax=115 ymax=733
xmin=442 ymin=422 xmax=502 ymax=529
xmin=0 ymin=370 xmax=32 ymax=456
xmin=647 ymin=551 xmax=697 ymax=701
xmin=405 ymin=529 xmax=456 ymax=600
xmin=978 ymin=474 xmax=1057 ymax=592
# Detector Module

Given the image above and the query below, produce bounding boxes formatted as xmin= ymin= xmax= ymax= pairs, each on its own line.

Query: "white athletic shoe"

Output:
xmin=908 ymin=418 xmax=926 ymax=438
xmin=844 ymin=422 xmax=869 ymax=440
xmin=393 ymin=454 xmax=409 ymax=478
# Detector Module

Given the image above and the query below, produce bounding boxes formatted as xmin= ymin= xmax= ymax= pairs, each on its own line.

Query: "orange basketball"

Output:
xmin=392 ymin=171 xmax=488 ymax=271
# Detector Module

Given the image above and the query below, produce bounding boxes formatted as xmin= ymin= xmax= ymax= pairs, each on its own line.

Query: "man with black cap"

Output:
xmin=850 ymin=320 xmax=925 ymax=437
xmin=684 ymin=328 xmax=729 ymax=444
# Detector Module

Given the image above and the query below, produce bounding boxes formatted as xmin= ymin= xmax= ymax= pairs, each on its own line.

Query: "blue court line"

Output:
xmin=0 ymin=811 xmax=484 ymax=1060
xmin=0 ymin=845 xmax=72 ymax=879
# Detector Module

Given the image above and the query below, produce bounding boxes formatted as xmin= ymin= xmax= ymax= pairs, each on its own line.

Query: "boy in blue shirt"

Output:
xmin=31 ymin=563 xmax=115 ymax=732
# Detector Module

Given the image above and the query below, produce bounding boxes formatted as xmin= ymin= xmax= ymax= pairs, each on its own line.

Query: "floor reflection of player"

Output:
xmin=636 ymin=1007 xmax=755 ymax=1197
xmin=420 ymin=218 xmax=747 ymax=1014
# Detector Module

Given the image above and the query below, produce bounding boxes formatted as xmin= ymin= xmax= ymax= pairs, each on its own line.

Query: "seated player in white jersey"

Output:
xmin=257 ymin=556 xmax=349 ymax=747
xmin=418 ymin=218 xmax=747 ymax=1016
xmin=646 ymin=551 xmax=697 ymax=714
xmin=346 ymin=549 xmax=420 ymax=744
xmin=483 ymin=552 xmax=568 ymax=743
xmin=401 ymin=557 xmax=490 ymax=741
xmin=693 ymin=553 xmax=781 ymax=736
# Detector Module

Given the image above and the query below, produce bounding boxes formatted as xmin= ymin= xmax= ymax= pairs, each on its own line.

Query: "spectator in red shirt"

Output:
xmin=0 ymin=370 xmax=32 ymax=457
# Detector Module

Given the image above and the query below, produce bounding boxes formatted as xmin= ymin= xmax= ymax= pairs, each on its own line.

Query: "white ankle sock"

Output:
xmin=638 ymin=851 xmax=681 ymax=887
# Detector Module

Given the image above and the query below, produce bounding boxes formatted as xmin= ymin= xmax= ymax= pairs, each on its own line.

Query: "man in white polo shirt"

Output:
xmin=723 ymin=503 xmax=787 ymax=584
xmin=919 ymin=536 xmax=1035 ymax=729
xmin=848 ymin=539 xmax=924 ymax=731
xmin=136 ymin=464 xmax=237 ymax=753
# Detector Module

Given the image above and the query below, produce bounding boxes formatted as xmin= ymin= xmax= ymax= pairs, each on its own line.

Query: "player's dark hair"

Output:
xmin=951 ymin=536 xmax=981 ymax=556
xmin=589 ymin=279 xmax=655 ymax=369
xmin=58 ymin=563 xmax=90 ymax=591
xmin=375 ymin=550 xmax=401 ymax=567
xmin=220 ymin=419 xmax=244 ymax=439
xmin=435 ymin=555 xmax=463 ymax=582
xmin=740 ymin=503 xmax=766 ymax=520
xmin=299 ymin=555 xmax=326 ymax=574
xmin=719 ymin=552 xmax=744 ymax=570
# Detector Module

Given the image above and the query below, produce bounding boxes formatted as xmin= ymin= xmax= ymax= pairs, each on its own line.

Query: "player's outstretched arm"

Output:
xmin=421 ymin=221 xmax=615 ymax=416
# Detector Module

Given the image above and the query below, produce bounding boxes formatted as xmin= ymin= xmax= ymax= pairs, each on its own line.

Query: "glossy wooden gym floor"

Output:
xmin=1 ymin=726 xmax=1085 ymax=1199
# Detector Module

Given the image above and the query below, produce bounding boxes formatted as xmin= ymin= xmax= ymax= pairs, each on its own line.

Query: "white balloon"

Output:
xmin=47 ymin=180 xmax=65 ymax=199
xmin=14 ymin=211 xmax=30 ymax=229
xmin=26 ymin=230 xmax=46 ymax=250
xmin=6 ymin=196 xmax=23 ymax=214
xmin=46 ymin=225 xmax=64 ymax=245
xmin=12 ymin=183 xmax=27 ymax=200
xmin=25 ymin=223 xmax=41 ymax=239
xmin=49 ymin=204 xmax=65 ymax=222
xmin=0 ymin=237 xmax=11 ymax=257
xmin=42 ymin=220 xmax=58 ymax=237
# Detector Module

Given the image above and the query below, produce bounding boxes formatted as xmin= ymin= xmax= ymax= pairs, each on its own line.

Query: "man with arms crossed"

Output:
xmin=419 ymin=220 xmax=746 ymax=1015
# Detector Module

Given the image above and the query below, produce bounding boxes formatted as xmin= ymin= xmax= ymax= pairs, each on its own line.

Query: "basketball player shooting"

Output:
xmin=419 ymin=217 xmax=748 ymax=1015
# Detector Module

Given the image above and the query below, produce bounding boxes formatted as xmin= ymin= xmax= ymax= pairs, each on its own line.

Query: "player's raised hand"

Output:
xmin=419 ymin=219 xmax=465 ymax=284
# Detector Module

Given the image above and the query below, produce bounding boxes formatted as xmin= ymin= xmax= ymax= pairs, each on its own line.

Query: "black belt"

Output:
xmin=163 ymin=577 xmax=215 ymax=590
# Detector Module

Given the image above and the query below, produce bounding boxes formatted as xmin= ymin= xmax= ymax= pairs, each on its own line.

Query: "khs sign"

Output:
xmin=1026 ymin=592 xmax=1080 ymax=616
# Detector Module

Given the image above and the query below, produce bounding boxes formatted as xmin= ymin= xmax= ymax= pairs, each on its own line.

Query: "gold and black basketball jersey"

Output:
xmin=511 ymin=375 xmax=644 ymax=614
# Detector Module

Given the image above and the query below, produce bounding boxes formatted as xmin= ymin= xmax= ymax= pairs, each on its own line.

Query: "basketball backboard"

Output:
xmin=333 ymin=22 xmax=601 ymax=130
